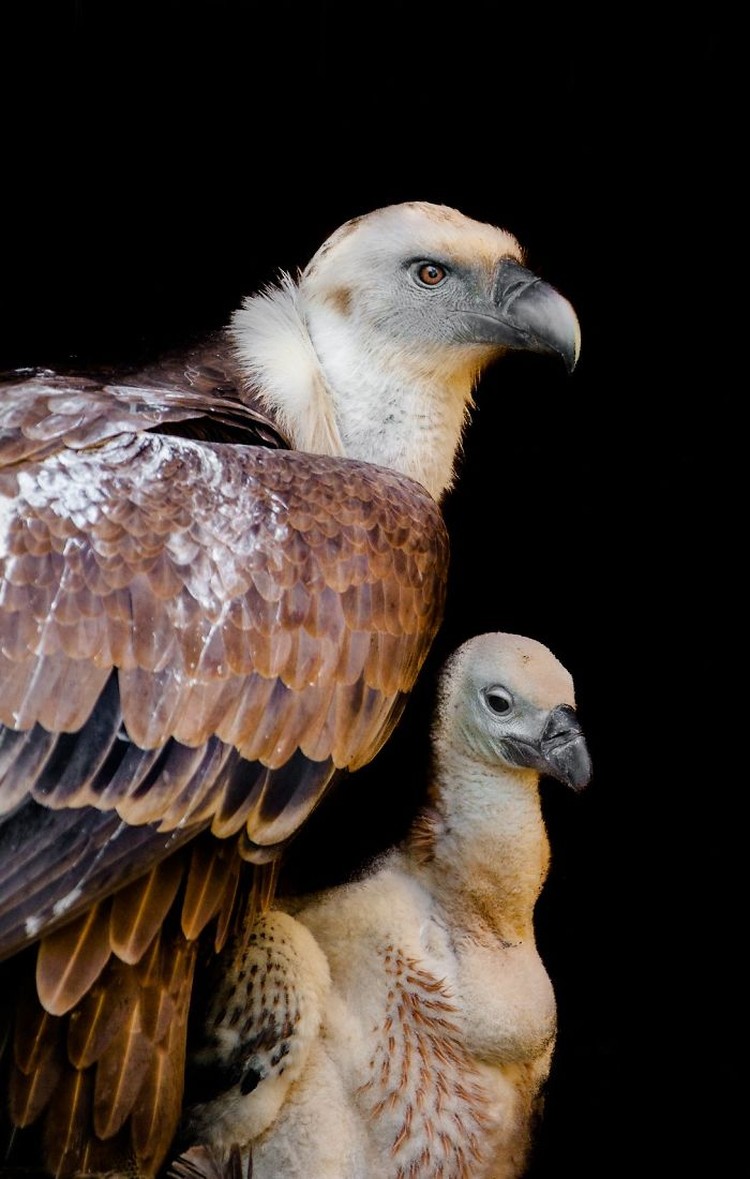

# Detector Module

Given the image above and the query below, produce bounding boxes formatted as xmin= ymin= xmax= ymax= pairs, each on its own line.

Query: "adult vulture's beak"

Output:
xmin=455 ymin=257 xmax=581 ymax=372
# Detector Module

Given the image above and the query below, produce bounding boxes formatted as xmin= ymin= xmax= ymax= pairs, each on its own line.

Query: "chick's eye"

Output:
xmin=416 ymin=262 xmax=447 ymax=287
xmin=484 ymin=687 xmax=513 ymax=715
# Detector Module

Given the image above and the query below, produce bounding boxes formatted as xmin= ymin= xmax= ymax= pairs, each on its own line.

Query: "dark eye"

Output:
xmin=484 ymin=687 xmax=513 ymax=715
xmin=416 ymin=262 xmax=448 ymax=287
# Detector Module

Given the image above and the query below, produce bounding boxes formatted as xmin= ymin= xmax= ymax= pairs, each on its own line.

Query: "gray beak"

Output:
xmin=456 ymin=258 xmax=581 ymax=372
xmin=538 ymin=704 xmax=592 ymax=791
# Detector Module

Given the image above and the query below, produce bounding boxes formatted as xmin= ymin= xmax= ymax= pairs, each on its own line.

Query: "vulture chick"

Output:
xmin=175 ymin=632 xmax=593 ymax=1179
xmin=0 ymin=202 xmax=580 ymax=1177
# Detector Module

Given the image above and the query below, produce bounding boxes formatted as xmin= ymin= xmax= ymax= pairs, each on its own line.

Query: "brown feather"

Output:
xmin=138 ymin=983 xmax=176 ymax=1053
xmin=160 ymin=931 xmax=198 ymax=999
xmin=132 ymin=1043 xmax=184 ymax=1171
xmin=180 ymin=837 xmax=236 ymax=942
xmin=36 ymin=901 xmax=112 ymax=1016
xmin=78 ymin=1126 xmax=138 ymax=1178
xmin=10 ymin=994 xmax=64 ymax=1124
xmin=112 ymin=742 xmax=220 ymax=826
xmin=41 ymin=1066 xmax=93 ymax=1177
xmin=0 ymin=649 xmax=110 ymax=732
xmin=115 ymin=664 xmax=188 ymax=749
xmin=169 ymin=680 xmax=243 ymax=751
xmin=12 ymin=985 xmax=61 ymax=1074
xmin=93 ymin=995 xmax=154 ymax=1138
xmin=94 ymin=739 xmax=169 ymax=809
xmin=132 ymin=930 xmax=163 ymax=989
xmin=109 ymin=857 xmax=186 ymax=964
xmin=131 ymin=938 xmax=196 ymax=1173
xmin=9 ymin=1049 xmax=63 ymax=1126
xmin=196 ymin=763 xmax=265 ymax=841
xmin=248 ymin=860 xmax=279 ymax=917
xmin=210 ymin=673 xmax=277 ymax=753
xmin=332 ymin=678 xmax=399 ymax=768
xmin=213 ymin=853 xmax=243 ymax=952
xmin=156 ymin=741 xmax=237 ymax=832
xmin=67 ymin=956 xmax=141 ymax=1069
xmin=169 ymin=1143 xmax=248 ymax=1179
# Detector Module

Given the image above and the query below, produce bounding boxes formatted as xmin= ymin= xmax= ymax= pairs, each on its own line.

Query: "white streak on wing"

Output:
xmin=25 ymin=913 xmax=44 ymax=939
xmin=0 ymin=491 xmax=15 ymax=560
xmin=23 ymin=820 xmax=131 ymax=942
xmin=52 ymin=884 xmax=84 ymax=919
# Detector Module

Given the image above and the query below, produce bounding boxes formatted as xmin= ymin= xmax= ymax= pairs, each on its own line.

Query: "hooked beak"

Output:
xmin=455 ymin=258 xmax=581 ymax=372
xmin=538 ymin=704 xmax=592 ymax=791
xmin=502 ymin=703 xmax=592 ymax=791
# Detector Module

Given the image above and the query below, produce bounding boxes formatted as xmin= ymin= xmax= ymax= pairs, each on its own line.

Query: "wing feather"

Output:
xmin=111 ymin=743 xmax=222 ymax=828
xmin=156 ymin=742 xmax=242 ymax=832
xmin=0 ymin=801 xmax=202 ymax=959
xmin=131 ymin=939 xmax=196 ymax=1171
xmin=333 ymin=678 xmax=402 ymax=770
xmin=89 ymin=931 xmax=193 ymax=1141
xmin=4 ymin=405 xmax=446 ymax=745
xmin=207 ymin=762 xmax=272 ymax=841
xmin=10 ymin=1049 xmax=64 ymax=1126
xmin=241 ymin=753 xmax=337 ymax=847
xmin=180 ymin=838 xmax=238 ymax=942
xmin=115 ymin=664 xmax=190 ymax=748
xmin=11 ymin=981 xmax=65 ymax=1124
xmin=0 ymin=649 xmax=111 ymax=732
xmin=13 ymin=985 xmax=62 ymax=1075
xmin=36 ymin=902 xmax=112 ymax=1016
xmin=212 ymin=855 xmax=243 ymax=952
xmin=30 ymin=671 xmax=122 ymax=805
xmin=132 ymin=1039 xmax=184 ymax=1169
xmin=93 ymin=999 xmax=154 ymax=1137
xmin=109 ymin=857 xmax=186 ymax=964
xmin=0 ymin=725 xmax=58 ymax=814
xmin=40 ymin=1066 xmax=93 ymax=1175
xmin=67 ymin=958 xmax=141 ymax=1069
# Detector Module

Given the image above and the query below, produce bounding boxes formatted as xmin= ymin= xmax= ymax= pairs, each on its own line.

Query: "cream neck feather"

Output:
xmin=408 ymin=755 xmax=550 ymax=941
xmin=229 ymin=275 xmax=478 ymax=502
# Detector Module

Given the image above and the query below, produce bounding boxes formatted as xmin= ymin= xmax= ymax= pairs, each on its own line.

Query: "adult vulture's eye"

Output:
xmin=416 ymin=262 xmax=448 ymax=287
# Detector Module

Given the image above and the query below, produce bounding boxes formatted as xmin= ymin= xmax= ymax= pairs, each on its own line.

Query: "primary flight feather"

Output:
xmin=0 ymin=201 xmax=579 ymax=1176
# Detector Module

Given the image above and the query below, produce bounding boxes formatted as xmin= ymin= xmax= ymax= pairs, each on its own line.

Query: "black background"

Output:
xmin=1 ymin=4 xmax=734 ymax=1177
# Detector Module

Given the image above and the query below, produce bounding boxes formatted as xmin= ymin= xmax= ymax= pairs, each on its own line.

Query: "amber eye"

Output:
xmin=416 ymin=262 xmax=447 ymax=287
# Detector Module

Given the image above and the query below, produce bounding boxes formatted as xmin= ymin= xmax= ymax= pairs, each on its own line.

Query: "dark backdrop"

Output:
xmin=1 ymin=5 xmax=733 ymax=1176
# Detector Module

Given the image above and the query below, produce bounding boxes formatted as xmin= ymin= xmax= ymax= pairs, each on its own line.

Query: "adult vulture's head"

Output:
xmin=231 ymin=200 xmax=579 ymax=500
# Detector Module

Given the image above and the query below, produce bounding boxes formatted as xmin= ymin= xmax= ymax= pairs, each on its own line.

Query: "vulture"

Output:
xmin=0 ymin=201 xmax=580 ymax=1177
xmin=171 ymin=631 xmax=593 ymax=1179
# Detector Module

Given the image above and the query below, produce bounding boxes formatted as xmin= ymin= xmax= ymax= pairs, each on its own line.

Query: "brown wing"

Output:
xmin=4 ymin=837 xmax=247 ymax=1179
xmin=1 ymin=377 xmax=448 ymax=942
xmin=0 ymin=339 xmax=289 ymax=468
xmin=0 ymin=376 xmax=448 ymax=1176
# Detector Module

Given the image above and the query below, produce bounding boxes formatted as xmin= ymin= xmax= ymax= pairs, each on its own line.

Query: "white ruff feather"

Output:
xmin=229 ymin=275 xmax=478 ymax=502
xmin=229 ymin=275 xmax=345 ymax=459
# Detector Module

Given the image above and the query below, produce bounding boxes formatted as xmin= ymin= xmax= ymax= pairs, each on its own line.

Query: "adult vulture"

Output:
xmin=0 ymin=201 xmax=580 ymax=1177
